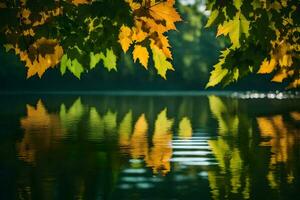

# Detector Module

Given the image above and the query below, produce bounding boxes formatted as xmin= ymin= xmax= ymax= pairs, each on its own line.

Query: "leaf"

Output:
xmin=90 ymin=52 xmax=101 ymax=69
xmin=3 ymin=44 xmax=14 ymax=52
xmin=131 ymin=22 xmax=148 ymax=42
xmin=133 ymin=45 xmax=149 ymax=69
xmin=206 ymin=49 xmax=230 ymax=88
xmin=151 ymin=44 xmax=174 ymax=79
xmin=205 ymin=10 xmax=219 ymax=28
xmin=23 ymin=38 xmax=63 ymax=78
xmin=233 ymin=67 xmax=239 ymax=81
xmin=258 ymin=58 xmax=277 ymax=74
xmin=71 ymin=0 xmax=91 ymax=6
xmin=119 ymin=25 xmax=132 ymax=52
xmin=206 ymin=64 xmax=228 ymax=88
xmin=217 ymin=12 xmax=250 ymax=48
xmin=149 ymin=0 xmax=182 ymax=30
xmin=233 ymin=0 xmax=242 ymax=10
xmin=287 ymin=79 xmax=300 ymax=89
xmin=60 ymin=54 xmax=68 ymax=75
xmin=271 ymin=70 xmax=288 ymax=82
xmin=100 ymin=49 xmax=117 ymax=71
xmin=120 ymin=0 xmax=181 ymax=76
xmin=68 ymin=59 xmax=84 ymax=79
xmin=60 ymin=54 xmax=84 ymax=79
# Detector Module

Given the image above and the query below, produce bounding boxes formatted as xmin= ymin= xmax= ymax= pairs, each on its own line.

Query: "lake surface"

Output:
xmin=0 ymin=92 xmax=299 ymax=200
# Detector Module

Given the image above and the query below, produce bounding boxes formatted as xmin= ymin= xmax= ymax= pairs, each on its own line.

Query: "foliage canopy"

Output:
xmin=0 ymin=0 xmax=299 ymax=88
xmin=206 ymin=0 xmax=300 ymax=88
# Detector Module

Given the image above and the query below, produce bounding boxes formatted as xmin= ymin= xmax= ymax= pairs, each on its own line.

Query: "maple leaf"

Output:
xmin=217 ymin=12 xmax=250 ymax=48
xmin=90 ymin=52 xmax=102 ymax=69
xmin=60 ymin=55 xmax=84 ymax=79
xmin=131 ymin=21 xmax=148 ymax=42
xmin=119 ymin=25 xmax=132 ymax=52
xmin=206 ymin=49 xmax=230 ymax=88
xmin=151 ymin=43 xmax=174 ymax=79
xmin=258 ymin=58 xmax=277 ymax=74
xmin=149 ymin=0 xmax=182 ymax=30
xmin=89 ymin=49 xmax=117 ymax=72
xmin=15 ymin=38 xmax=63 ymax=78
xmin=119 ymin=0 xmax=181 ymax=79
xmin=133 ymin=45 xmax=149 ymax=69
xmin=271 ymin=69 xmax=289 ymax=82
xmin=100 ymin=49 xmax=117 ymax=71
xmin=205 ymin=10 xmax=219 ymax=28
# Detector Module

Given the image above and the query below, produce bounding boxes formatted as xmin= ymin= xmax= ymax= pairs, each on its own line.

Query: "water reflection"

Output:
xmin=0 ymin=94 xmax=299 ymax=199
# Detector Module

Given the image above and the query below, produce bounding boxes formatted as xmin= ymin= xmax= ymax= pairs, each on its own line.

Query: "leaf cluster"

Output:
xmin=0 ymin=0 xmax=182 ymax=79
xmin=206 ymin=0 xmax=300 ymax=88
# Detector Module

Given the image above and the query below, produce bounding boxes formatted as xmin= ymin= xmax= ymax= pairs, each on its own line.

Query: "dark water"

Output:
xmin=0 ymin=93 xmax=299 ymax=200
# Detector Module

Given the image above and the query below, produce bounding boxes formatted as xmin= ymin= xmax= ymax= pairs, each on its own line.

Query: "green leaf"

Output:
xmin=206 ymin=65 xmax=228 ymax=88
xmin=69 ymin=59 xmax=84 ymax=79
xmin=3 ymin=44 xmax=14 ymax=52
xmin=90 ymin=52 xmax=102 ymax=69
xmin=100 ymin=49 xmax=117 ymax=71
xmin=233 ymin=0 xmax=242 ymax=10
xmin=205 ymin=10 xmax=219 ymax=28
xmin=233 ymin=67 xmax=239 ymax=81
xmin=206 ymin=49 xmax=230 ymax=88
xmin=151 ymin=45 xmax=174 ymax=79
xmin=60 ymin=55 xmax=69 ymax=75
xmin=61 ymin=55 xmax=84 ymax=79
xmin=217 ymin=12 xmax=250 ymax=48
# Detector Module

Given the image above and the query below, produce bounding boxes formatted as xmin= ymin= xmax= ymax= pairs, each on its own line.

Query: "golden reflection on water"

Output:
xmin=257 ymin=113 xmax=300 ymax=188
xmin=18 ymin=100 xmax=64 ymax=164
xmin=16 ymin=96 xmax=300 ymax=199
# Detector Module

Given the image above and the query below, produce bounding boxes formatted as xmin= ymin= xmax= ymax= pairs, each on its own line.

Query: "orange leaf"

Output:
xmin=118 ymin=25 xmax=132 ymax=52
xmin=133 ymin=45 xmax=149 ymax=69
xmin=258 ymin=58 xmax=277 ymax=74
xmin=149 ymin=0 xmax=182 ymax=31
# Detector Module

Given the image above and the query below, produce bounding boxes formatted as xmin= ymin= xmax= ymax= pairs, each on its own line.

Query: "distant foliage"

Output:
xmin=206 ymin=0 xmax=300 ymax=88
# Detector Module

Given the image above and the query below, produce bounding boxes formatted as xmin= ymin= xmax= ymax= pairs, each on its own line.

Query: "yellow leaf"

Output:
xmin=258 ymin=58 xmax=277 ymax=74
xmin=126 ymin=0 xmax=141 ymax=10
xmin=71 ymin=0 xmax=91 ymax=6
xmin=206 ymin=49 xmax=230 ymax=88
xmin=19 ymin=38 xmax=64 ymax=78
xmin=120 ymin=0 xmax=182 ymax=77
xmin=132 ymin=22 xmax=148 ymax=42
xmin=287 ymin=79 xmax=300 ymax=89
xmin=278 ymin=54 xmax=293 ymax=67
xmin=149 ymin=0 xmax=182 ymax=30
xmin=151 ymin=43 xmax=174 ymax=79
xmin=217 ymin=12 xmax=250 ymax=48
xmin=141 ymin=17 xmax=169 ymax=34
xmin=118 ymin=25 xmax=132 ymax=52
xmin=271 ymin=70 xmax=288 ymax=82
xmin=133 ymin=45 xmax=149 ymax=69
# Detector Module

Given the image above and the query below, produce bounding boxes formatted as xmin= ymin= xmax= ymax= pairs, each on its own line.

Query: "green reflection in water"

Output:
xmin=0 ymin=94 xmax=299 ymax=199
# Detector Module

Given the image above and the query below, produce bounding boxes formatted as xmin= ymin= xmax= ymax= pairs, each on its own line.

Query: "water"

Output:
xmin=0 ymin=93 xmax=299 ymax=200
